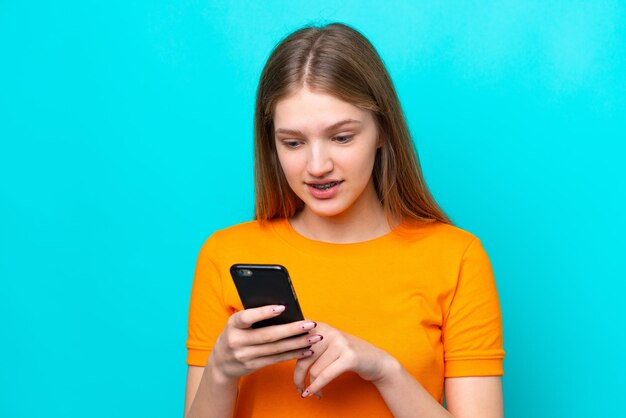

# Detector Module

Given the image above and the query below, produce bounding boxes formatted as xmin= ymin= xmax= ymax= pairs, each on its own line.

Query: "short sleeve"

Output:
xmin=442 ymin=237 xmax=505 ymax=377
xmin=186 ymin=233 xmax=231 ymax=366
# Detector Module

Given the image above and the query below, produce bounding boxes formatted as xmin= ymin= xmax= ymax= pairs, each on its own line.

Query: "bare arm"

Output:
xmin=372 ymin=357 xmax=453 ymax=418
xmin=294 ymin=323 xmax=503 ymax=417
xmin=444 ymin=376 xmax=503 ymax=418
xmin=184 ymin=305 xmax=322 ymax=418
xmin=184 ymin=360 xmax=239 ymax=418
xmin=184 ymin=366 xmax=204 ymax=417
xmin=374 ymin=358 xmax=503 ymax=417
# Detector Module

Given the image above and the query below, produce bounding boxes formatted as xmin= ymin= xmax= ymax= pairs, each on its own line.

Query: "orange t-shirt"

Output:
xmin=187 ymin=219 xmax=505 ymax=417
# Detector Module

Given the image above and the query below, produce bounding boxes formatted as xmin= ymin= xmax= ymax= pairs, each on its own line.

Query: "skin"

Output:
xmin=184 ymin=86 xmax=503 ymax=418
xmin=273 ymin=86 xmax=387 ymax=242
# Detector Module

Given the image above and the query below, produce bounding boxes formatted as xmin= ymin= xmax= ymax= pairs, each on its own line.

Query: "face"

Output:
xmin=273 ymin=87 xmax=381 ymax=221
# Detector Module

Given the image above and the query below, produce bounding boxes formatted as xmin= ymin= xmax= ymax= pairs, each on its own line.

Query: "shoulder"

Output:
xmin=397 ymin=220 xmax=481 ymax=253
xmin=209 ymin=220 xmax=281 ymax=242
xmin=391 ymin=221 xmax=492 ymax=272
xmin=198 ymin=219 xmax=282 ymax=254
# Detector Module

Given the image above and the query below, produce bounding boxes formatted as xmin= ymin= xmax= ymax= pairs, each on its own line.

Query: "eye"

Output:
xmin=280 ymin=139 xmax=303 ymax=149
xmin=332 ymin=135 xmax=353 ymax=144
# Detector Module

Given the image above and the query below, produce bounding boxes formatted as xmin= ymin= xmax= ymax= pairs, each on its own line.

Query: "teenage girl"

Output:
xmin=184 ymin=22 xmax=505 ymax=418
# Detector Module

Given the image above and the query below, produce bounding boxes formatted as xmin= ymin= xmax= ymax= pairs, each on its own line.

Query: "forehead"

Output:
xmin=273 ymin=88 xmax=372 ymax=132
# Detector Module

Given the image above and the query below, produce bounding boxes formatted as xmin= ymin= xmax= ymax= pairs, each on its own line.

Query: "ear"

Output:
xmin=376 ymin=135 xmax=384 ymax=149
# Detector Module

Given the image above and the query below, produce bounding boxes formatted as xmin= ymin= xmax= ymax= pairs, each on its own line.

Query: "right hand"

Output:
xmin=208 ymin=305 xmax=323 ymax=381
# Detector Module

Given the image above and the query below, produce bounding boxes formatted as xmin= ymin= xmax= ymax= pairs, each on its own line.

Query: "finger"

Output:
xmin=301 ymin=359 xmax=347 ymax=398
xmin=239 ymin=333 xmax=323 ymax=362
xmin=294 ymin=352 xmax=318 ymax=391
xmin=307 ymin=349 xmax=338 ymax=398
xmin=293 ymin=341 xmax=335 ymax=391
xmin=308 ymin=347 xmax=339 ymax=384
xmin=246 ymin=320 xmax=318 ymax=345
xmin=314 ymin=388 xmax=323 ymax=400
xmin=243 ymin=347 xmax=315 ymax=373
xmin=231 ymin=305 xmax=285 ymax=329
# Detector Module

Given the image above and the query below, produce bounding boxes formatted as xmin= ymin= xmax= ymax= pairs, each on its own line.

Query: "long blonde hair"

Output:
xmin=254 ymin=22 xmax=451 ymax=225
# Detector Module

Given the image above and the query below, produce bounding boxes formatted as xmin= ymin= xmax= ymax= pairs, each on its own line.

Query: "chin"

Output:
xmin=302 ymin=201 xmax=352 ymax=218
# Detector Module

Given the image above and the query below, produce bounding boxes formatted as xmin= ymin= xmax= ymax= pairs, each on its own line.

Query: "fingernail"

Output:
xmin=301 ymin=321 xmax=317 ymax=330
xmin=300 ymin=349 xmax=314 ymax=357
xmin=307 ymin=335 xmax=323 ymax=344
xmin=272 ymin=305 xmax=285 ymax=313
xmin=301 ymin=389 xmax=310 ymax=398
xmin=296 ymin=387 xmax=302 ymax=394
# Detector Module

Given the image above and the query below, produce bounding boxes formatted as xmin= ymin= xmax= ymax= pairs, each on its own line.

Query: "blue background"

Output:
xmin=1 ymin=1 xmax=625 ymax=417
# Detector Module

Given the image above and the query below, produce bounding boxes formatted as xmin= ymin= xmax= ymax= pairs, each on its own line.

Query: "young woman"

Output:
xmin=184 ymin=23 xmax=505 ymax=418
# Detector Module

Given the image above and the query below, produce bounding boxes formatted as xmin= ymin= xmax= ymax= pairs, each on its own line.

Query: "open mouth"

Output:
xmin=308 ymin=181 xmax=342 ymax=190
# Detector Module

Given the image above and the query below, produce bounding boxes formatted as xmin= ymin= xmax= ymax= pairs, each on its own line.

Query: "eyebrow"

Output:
xmin=274 ymin=119 xmax=362 ymax=136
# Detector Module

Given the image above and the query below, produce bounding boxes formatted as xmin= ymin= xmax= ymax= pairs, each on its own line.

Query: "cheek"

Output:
xmin=348 ymin=146 xmax=378 ymax=176
xmin=276 ymin=151 xmax=302 ymax=182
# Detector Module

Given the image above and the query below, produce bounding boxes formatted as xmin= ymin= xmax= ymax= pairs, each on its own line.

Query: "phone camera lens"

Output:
xmin=238 ymin=269 xmax=253 ymax=277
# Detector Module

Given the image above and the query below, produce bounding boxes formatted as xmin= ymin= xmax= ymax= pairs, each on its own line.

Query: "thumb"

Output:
xmin=231 ymin=304 xmax=286 ymax=329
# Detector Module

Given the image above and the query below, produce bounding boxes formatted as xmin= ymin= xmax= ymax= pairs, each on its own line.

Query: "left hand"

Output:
xmin=293 ymin=322 xmax=396 ymax=398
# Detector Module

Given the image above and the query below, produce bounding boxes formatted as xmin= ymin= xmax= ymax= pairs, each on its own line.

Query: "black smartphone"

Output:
xmin=229 ymin=264 xmax=305 ymax=328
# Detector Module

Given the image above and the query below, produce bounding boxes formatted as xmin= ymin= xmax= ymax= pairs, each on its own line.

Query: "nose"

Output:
xmin=306 ymin=141 xmax=333 ymax=178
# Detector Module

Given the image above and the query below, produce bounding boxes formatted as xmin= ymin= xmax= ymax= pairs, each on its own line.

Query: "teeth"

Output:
xmin=311 ymin=181 xmax=338 ymax=190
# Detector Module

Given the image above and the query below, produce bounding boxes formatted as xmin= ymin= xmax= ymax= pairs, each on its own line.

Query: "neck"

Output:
xmin=290 ymin=184 xmax=397 ymax=244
